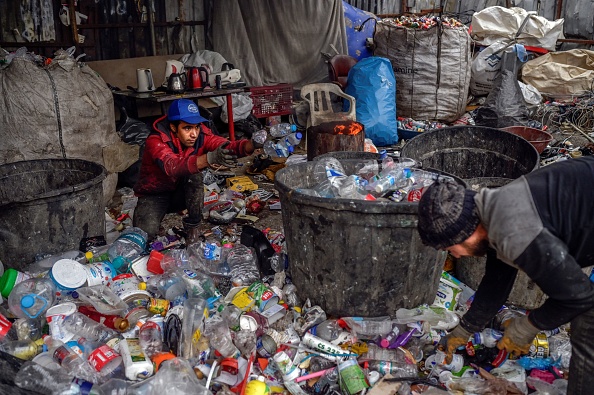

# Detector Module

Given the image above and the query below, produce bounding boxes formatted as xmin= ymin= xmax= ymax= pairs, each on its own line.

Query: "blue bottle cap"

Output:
xmin=290 ymin=124 xmax=297 ymax=132
xmin=295 ymin=132 xmax=303 ymax=140
xmin=21 ymin=295 xmax=35 ymax=309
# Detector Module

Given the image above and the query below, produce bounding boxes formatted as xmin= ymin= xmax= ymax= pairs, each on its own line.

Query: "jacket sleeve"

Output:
xmin=144 ymin=134 xmax=197 ymax=178
xmin=514 ymin=228 xmax=594 ymax=330
xmin=200 ymin=125 xmax=251 ymax=157
xmin=460 ymin=248 xmax=518 ymax=333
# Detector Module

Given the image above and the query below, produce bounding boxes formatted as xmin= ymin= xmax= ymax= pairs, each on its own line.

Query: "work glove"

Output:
xmin=207 ymin=142 xmax=238 ymax=168
xmin=441 ymin=324 xmax=473 ymax=363
xmin=497 ymin=315 xmax=540 ymax=358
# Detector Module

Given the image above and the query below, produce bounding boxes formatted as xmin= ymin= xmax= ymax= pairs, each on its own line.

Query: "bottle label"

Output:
xmin=204 ymin=243 xmax=221 ymax=261
xmin=118 ymin=232 xmax=147 ymax=249
xmin=0 ymin=313 xmax=12 ymax=337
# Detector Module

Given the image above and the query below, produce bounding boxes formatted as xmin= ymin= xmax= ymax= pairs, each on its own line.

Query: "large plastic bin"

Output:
xmin=0 ymin=159 xmax=106 ymax=271
xmin=401 ymin=126 xmax=544 ymax=309
xmin=274 ymin=158 xmax=455 ymax=317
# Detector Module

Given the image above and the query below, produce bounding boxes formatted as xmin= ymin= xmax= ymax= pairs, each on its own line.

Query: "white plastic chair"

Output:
xmin=301 ymin=83 xmax=357 ymax=128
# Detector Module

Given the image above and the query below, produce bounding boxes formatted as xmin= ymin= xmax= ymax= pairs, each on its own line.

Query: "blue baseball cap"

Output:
xmin=167 ymin=99 xmax=207 ymax=124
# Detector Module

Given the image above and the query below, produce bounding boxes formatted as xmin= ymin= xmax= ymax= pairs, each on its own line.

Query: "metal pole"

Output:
xmin=148 ymin=0 xmax=157 ymax=55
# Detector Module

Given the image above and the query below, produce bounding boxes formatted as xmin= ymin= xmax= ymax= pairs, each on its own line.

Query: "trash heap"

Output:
xmin=0 ymin=182 xmax=572 ymax=395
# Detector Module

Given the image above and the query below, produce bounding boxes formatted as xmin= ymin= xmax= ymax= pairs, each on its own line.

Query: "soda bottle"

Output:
xmin=107 ymin=227 xmax=148 ymax=272
xmin=269 ymin=123 xmax=297 ymax=138
xmin=78 ymin=305 xmax=130 ymax=332
xmin=61 ymin=312 xmax=119 ymax=343
xmin=53 ymin=343 xmax=101 ymax=383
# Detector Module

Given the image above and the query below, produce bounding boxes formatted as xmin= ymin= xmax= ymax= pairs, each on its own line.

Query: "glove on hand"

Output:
xmin=442 ymin=324 xmax=473 ymax=363
xmin=207 ymin=142 xmax=238 ymax=167
xmin=497 ymin=315 xmax=539 ymax=358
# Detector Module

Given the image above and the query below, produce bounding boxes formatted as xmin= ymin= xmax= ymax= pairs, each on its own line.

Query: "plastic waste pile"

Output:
xmin=0 ymin=221 xmax=573 ymax=395
xmin=295 ymin=156 xmax=456 ymax=202
xmin=252 ymin=123 xmax=303 ymax=159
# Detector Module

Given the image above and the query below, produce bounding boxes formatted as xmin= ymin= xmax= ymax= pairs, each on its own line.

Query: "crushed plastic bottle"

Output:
xmin=269 ymin=123 xmax=297 ymax=138
xmin=107 ymin=227 xmax=148 ymax=272
xmin=226 ymin=244 xmax=260 ymax=287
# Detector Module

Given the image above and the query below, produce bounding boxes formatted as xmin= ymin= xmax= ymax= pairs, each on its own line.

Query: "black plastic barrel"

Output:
xmin=275 ymin=158 xmax=458 ymax=317
xmin=0 ymin=159 xmax=107 ymax=271
xmin=400 ymin=126 xmax=539 ymax=187
xmin=401 ymin=126 xmax=544 ymax=309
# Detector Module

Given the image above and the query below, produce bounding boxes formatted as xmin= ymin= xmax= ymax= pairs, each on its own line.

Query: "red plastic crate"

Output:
xmin=249 ymin=84 xmax=293 ymax=117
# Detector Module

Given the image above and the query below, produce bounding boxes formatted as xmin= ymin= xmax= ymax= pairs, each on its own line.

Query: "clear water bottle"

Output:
xmin=178 ymin=269 xmax=216 ymax=299
xmin=312 ymin=157 xmax=345 ymax=184
xmin=8 ymin=278 xmax=57 ymax=320
xmin=0 ymin=338 xmax=44 ymax=360
xmin=227 ymin=245 xmax=261 ymax=287
xmin=204 ymin=315 xmax=240 ymax=358
xmin=138 ymin=321 xmax=163 ymax=358
xmin=340 ymin=316 xmax=394 ymax=338
xmin=62 ymin=312 xmax=119 ymax=343
xmin=14 ymin=361 xmax=82 ymax=394
xmin=367 ymin=359 xmax=418 ymax=378
xmin=263 ymin=140 xmax=293 ymax=158
xmin=269 ymin=123 xmax=297 ymax=138
xmin=336 ymin=175 xmax=368 ymax=199
xmin=369 ymin=168 xmax=413 ymax=193
xmin=252 ymin=129 xmax=268 ymax=145
xmin=281 ymin=132 xmax=303 ymax=148
xmin=180 ymin=297 xmax=208 ymax=359
xmin=107 ymin=227 xmax=148 ymax=272
xmin=363 ymin=344 xmax=408 ymax=363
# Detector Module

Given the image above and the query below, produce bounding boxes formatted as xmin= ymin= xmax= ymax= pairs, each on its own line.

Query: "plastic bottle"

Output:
xmin=77 ymin=337 xmax=124 ymax=380
xmin=138 ymin=321 xmax=163 ymax=358
xmin=311 ymin=319 xmax=350 ymax=344
xmin=14 ymin=361 xmax=84 ymax=394
xmin=379 ymin=326 xmax=401 ymax=348
xmin=282 ymin=132 xmax=303 ymax=148
xmin=62 ymin=312 xmax=120 ymax=343
xmin=7 ymin=278 xmax=57 ymax=320
xmin=340 ymin=316 xmax=394 ymax=338
xmin=113 ymin=337 xmax=154 ymax=381
xmin=53 ymin=343 xmax=101 ymax=383
xmin=363 ymin=344 xmax=409 ymax=362
xmin=312 ymin=157 xmax=346 ymax=184
xmin=269 ymin=123 xmax=297 ymax=138
xmin=369 ymin=167 xmax=413 ymax=193
xmin=78 ymin=305 xmax=130 ymax=332
xmin=367 ymin=360 xmax=419 ymax=378
xmin=153 ymin=272 xmax=187 ymax=306
xmin=282 ymin=283 xmax=301 ymax=308
xmin=263 ymin=140 xmax=293 ymax=158
xmin=473 ymin=328 xmax=503 ymax=348
xmin=0 ymin=338 xmax=44 ymax=360
xmin=204 ymin=315 xmax=240 ymax=358
xmin=226 ymin=244 xmax=261 ymax=287
xmin=0 ymin=312 xmax=24 ymax=342
xmin=252 ymin=129 xmax=268 ymax=145
xmin=178 ymin=268 xmax=217 ymax=299
xmin=0 ymin=268 xmax=32 ymax=299
xmin=179 ymin=297 xmax=208 ymax=359
xmin=107 ymin=227 xmax=148 ymax=272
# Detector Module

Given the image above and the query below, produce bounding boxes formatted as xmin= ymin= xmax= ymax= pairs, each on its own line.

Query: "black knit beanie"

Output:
xmin=417 ymin=181 xmax=481 ymax=250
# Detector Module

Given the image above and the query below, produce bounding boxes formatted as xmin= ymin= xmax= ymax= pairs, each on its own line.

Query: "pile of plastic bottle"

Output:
xmin=397 ymin=117 xmax=449 ymax=134
xmin=295 ymin=156 xmax=456 ymax=202
xmin=253 ymin=123 xmax=303 ymax=159
xmin=383 ymin=16 xmax=466 ymax=30
xmin=0 ymin=218 xmax=572 ymax=394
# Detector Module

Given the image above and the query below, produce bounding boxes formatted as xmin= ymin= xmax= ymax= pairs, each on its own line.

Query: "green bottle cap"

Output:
xmin=0 ymin=268 xmax=19 ymax=299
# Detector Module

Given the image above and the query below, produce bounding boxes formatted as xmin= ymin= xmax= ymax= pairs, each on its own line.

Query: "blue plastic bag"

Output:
xmin=345 ymin=56 xmax=398 ymax=146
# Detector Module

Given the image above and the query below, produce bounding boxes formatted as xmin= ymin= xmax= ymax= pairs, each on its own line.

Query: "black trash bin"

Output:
xmin=401 ymin=126 xmax=545 ymax=309
xmin=275 ymin=158 xmax=461 ymax=317
xmin=0 ymin=159 xmax=107 ymax=270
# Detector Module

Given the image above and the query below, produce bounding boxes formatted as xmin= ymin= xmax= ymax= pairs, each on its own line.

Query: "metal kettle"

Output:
xmin=167 ymin=72 xmax=186 ymax=94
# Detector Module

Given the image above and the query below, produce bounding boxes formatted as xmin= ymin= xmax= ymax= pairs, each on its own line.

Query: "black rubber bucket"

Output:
xmin=401 ymin=127 xmax=544 ymax=309
xmin=0 ymin=159 xmax=107 ymax=271
xmin=275 ymin=158 xmax=462 ymax=317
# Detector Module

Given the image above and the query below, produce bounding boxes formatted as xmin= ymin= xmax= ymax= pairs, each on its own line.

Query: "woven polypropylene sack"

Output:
xmin=374 ymin=20 xmax=472 ymax=122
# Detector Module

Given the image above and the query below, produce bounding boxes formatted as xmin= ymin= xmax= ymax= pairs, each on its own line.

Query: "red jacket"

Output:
xmin=134 ymin=115 xmax=249 ymax=195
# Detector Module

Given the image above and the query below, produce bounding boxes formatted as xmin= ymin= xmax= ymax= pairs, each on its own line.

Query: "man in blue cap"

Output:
xmin=133 ymin=99 xmax=259 ymax=240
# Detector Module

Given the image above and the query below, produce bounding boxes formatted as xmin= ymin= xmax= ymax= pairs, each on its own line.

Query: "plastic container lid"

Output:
xmin=50 ymin=259 xmax=87 ymax=290
xmin=46 ymin=301 xmax=78 ymax=318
